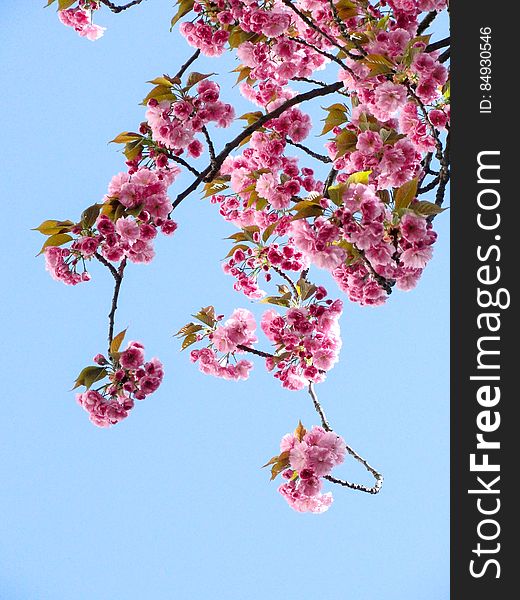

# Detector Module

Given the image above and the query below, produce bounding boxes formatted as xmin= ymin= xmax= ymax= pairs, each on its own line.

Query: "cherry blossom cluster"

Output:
xmin=181 ymin=308 xmax=257 ymax=381
xmin=41 ymin=166 xmax=179 ymax=285
xmin=144 ymin=79 xmax=234 ymax=158
xmin=266 ymin=423 xmax=346 ymax=513
xmin=289 ymin=183 xmax=437 ymax=305
xmin=57 ymin=1 xmax=106 ymax=41
xmin=262 ymin=291 xmax=343 ymax=390
xmin=76 ymin=340 xmax=164 ymax=427
xmin=222 ymin=238 xmax=308 ymax=300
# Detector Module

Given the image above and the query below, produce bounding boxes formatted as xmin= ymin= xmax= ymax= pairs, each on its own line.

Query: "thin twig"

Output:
xmin=168 ymin=154 xmax=202 ymax=178
xmin=293 ymin=37 xmax=348 ymax=71
xmin=99 ymin=0 xmax=145 ymax=13
xmin=308 ymin=382 xmax=332 ymax=432
xmin=94 ymin=251 xmax=120 ymax=281
xmin=237 ymin=344 xmax=274 ymax=359
xmin=308 ymin=383 xmax=383 ymax=494
xmin=286 ymin=138 xmax=332 ymax=163
xmin=174 ymin=49 xmax=201 ymax=80
xmin=107 ymin=259 xmax=126 ymax=350
xmin=271 ymin=265 xmax=299 ymax=298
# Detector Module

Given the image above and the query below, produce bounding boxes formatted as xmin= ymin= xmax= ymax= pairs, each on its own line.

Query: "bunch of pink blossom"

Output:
xmin=188 ymin=308 xmax=257 ymax=381
xmin=58 ymin=1 xmax=105 ymax=41
xmin=145 ymin=80 xmax=234 ymax=155
xmin=76 ymin=341 xmax=164 ymax=427
xmin=262 ymin=293 xmax=343 ymax=390
xmin=267 ymin=423 xmax=346 ymax=513
xmin=222 ymin=239 xmax=308 ymax=300
xmin=44 ymin=245 xmax=91 ymax=285
xmin=41 ymin=165 xmax=179 ymax=285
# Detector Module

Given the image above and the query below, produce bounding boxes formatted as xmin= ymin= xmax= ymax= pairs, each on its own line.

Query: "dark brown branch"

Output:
xmin=202 ymin=126 xmax=216 ymax=166
xmin=426 ymin=37 xmax=450 ymax=53
xmin=417 ymin=10 xmax=438 ymax=35
xmin=171 ymin=81 xmax=343 ymax=210
xmin=359 ymin=250 xmax=395 ymax=295
xmin=323 ymin=167 xmax=338 ymax=198
xmin=271 ymin=265 xmax=299 ymax=298
xmin=94 ymin=251 xmax=119 ymax=281
xmin=281 ymin=0 xmax=347 ymax=58
xmin=286 ymin=138 xmax=332 ymax=163
xmin=174 ymin=49 xmax=201 ymax=80
xmin=293 ymin=37 xmax=348 ymax=71
xmin=418 ymin=176 xmax=440 ymax=195
xmin=308 ymin=383 xmax=383 ymax=495
xmin=168 ymin=154 xmax=202 ymax=178
xmin=439 ymin=48 xmax=450 ymax=63
xmin=99 ymin=0 xmax=145 ymax=13
xmin=237 ymin=344 xmax=274 ymax=359
xmin=107 ymin=259 xmax=126 ymax=349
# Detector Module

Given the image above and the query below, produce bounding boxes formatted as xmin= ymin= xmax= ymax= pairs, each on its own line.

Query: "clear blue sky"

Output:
xmin=0 ymin=3 xmax=449 ymax=599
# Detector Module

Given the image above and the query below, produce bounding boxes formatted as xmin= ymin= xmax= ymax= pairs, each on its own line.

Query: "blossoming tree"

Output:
xmin=39 ymin=0 xmax=450 ymax=513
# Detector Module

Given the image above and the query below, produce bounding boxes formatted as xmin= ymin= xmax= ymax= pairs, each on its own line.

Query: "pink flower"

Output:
xmin=120 ymin=341 xmax=145 ymax=369
xmin=115 ymin=217 xmax=140 ymax=242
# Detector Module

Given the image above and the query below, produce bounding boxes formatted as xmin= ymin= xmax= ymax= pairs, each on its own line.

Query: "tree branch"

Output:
xmin=237 ymin=344 xmax=274 ymax=359
xmin=174 ymin=49 xmax=201 ymax=80
xmin=286 ymin=138 xmax=332 ymax=163
xmin=107 ymin=259 xmax=126 ymax=350
xmin=171 ymin=81 xmax=343 ymax=210
xmin=99 ymin=0 xmax=145 ymax=13
xmin=167 ymin=154 xmax=202 ymax=178
xmin=271 ymin=265 xmax=299 ymax=298
xmin=417 ymin=10 xmax=437 ymax=35
xmin=308 ymin=383 xmax=383 ymax=495
xmin=426 ymin=37 xmax=450 ymax=53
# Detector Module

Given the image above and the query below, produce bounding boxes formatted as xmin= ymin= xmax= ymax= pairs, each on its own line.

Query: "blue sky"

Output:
xmin=0 ymin=3 xmax=449 ymax=599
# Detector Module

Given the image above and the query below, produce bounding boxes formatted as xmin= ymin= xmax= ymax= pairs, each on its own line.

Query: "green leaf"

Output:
xmin=327 ymin=183 xmax=346 ymax=206
xmin=81 ymin=203 xmax=103 ymax=229
xmin=203 ymin=177 xmax=229 ymax=198
xmin=294 ymin=420 xmax=307 ymax=442
xmin=334 ymin=129 xmax=358 ymax=158
xmin=260 ymin=293 xmax=292 ymax=308
xmin=148 ymin=76 xmax=177 ymax=87
xmin=262 ymin=221 xmax=278 ymax=243
xmin=110 ymin=132 xmax=143 ymax=144
xmin=320 ymin=108 xmax=348 ymax=136
xmin=58 ymin=0 xmax=76 ymax=9
xmin=184 ymin=72 xmax=215 ymax=91
xmin=123 ymin=139 xmax=144 ymax=161
xmin=171 ymin=0 xmax=195 ymax=28
xmin=335 ymin=0 xmax=358 ymax=20
xmin=410 ymin=201 xmax=447 ymax=217
xmin=110 ymin=329 xmax=127 ymax=355
xmin=72 ymin=366 xmax=107 ymax=390
xmin=347 ymin=170 xmax=371 ymax=185
xmin=394 ymin=179 xmax=419 ymax=211
xmin=238 ymin=111 xmax=264 ymax=126
xmin=362 ymin=53 xmax=394 ymax=77
xmin=32 ymin=219 xmax=74 ymax=236
xmin=181 ymin=333 xmax=198 ymax=350
xmin=193 ymin=306 xmax=216 ymax=328
xmin=37 ymin=233 xmax=73 ymax=256
xmin=176 ymin=323 xmax=204 ymax=337
xmin=291 ymin=203 xmax=324 ymax=220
